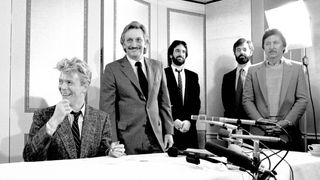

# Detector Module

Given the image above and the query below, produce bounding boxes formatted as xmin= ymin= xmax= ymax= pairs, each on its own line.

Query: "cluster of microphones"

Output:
xmin=167 ymin=115 xmax=288 ymax=180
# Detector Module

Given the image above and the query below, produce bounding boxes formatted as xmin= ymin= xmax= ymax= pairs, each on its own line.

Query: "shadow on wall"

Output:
xmin=205 ymin=55 xmax=234 ymax=146
xmin=306 ymin=78 xmax=320 ymax=134
xmin=0 ymin=96 xmax=48 ymax=163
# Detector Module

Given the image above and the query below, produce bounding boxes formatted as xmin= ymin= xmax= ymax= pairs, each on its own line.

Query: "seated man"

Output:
xmin=23 ymin=57 xmax=125 ymax=161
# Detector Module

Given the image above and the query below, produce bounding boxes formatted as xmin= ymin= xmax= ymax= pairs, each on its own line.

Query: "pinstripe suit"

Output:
xmin=23 ymin=105 xmax=111 ymax=161
xmin=99 ymin=56 xmax=173 ymax=155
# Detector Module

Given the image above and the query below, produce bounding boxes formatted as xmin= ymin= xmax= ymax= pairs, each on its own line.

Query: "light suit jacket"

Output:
xmin=23 ymin=105 xmax=111 ymax=161
xmin=99 ymin=56 xmax=173 ymax=154
xmin=243 ymin=58 xmax=308 ymax=127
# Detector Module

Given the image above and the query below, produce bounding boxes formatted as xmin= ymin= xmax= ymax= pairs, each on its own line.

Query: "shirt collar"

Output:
xmin=72 ymin=103 xmax=86 ymax=116
xmin=127 ymin=55 xmax=144 ymax=65
xmin=171 ymin=64 xmax=184 ymax=72
xmin=266 ymin=57 xmax=283 ymax=66
xmin=237 ymin=61 xmax=251 ymax=73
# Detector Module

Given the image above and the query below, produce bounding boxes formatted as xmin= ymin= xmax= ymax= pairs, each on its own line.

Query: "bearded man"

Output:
xmin=221 ymin=38 xmax=254 ymax=120
xmin=165 ymin=40 xmax=201 ymax=150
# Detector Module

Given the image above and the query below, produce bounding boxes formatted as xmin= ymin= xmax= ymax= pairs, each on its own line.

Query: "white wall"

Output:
xmin=205 ymin=0 xmax=251 ymax=118
xmin=0 ymin=0 xmax=205 ymax=163
xmin=0 ymin=0 xmax=11 ymax=163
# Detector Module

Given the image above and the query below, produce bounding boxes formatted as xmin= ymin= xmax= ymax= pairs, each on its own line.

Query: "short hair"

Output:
xmin=167 ymin=40 xmax=188 ymax=66
xmin=262 ymin=28 xmax=287 ymax=53
xmin=55 ymin=57 xmax=92 ymax=86
xmin=120 ymin=21 xmax=149 ymax=54
xmin=233 ymin=38 xmax=254 ymax=54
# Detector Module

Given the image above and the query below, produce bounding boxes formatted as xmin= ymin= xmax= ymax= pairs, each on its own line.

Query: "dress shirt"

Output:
xmin=69 ymin=104 xmax=85 ymax=137
xmin=171 ymin=65 xmax=185 ymax=102
xmin=235 ymin=62 xmax=250 ymax=90
xmin=127 ymin=55 xmax=147 ymax=79
xmin=46 ymin=104 xmax=86 ymax=136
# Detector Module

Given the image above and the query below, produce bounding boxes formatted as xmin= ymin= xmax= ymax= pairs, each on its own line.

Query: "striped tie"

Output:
xmin=175 ymin=69 xmax=183 ymax=106
xmin=71 ymin=111 xmax=81 ymax=158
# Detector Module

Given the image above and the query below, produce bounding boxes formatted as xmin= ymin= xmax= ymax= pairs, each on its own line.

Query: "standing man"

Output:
xmin=243 ymin=29 xmax=308 ymax=151
xmin=23 ymin=58 xmax=125 ymax=161
xmin=99 ymin=21 xmax=174 ymax=155
xmin=165 ymin=40 xmax=201 ymax=150
xmin=221 ymin=38 xmax=254 ymax=122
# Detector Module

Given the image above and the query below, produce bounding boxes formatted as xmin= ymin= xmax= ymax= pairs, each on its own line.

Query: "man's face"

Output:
xmin=58 ymin=72 xmax=86 ymax=108
xmin=122 ymin=29 xmax=147 ymax=61
xmin=172 ymin=44 xmax=187 ymax=66
xmin=234 ymin=42 xmax=252 ymax=65
xmin=263 ymin=34 xmax=285 ymax=61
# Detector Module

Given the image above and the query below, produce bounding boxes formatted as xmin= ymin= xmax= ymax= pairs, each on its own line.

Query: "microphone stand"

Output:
xmin=252 ymin=140 xmax=277 ymax=180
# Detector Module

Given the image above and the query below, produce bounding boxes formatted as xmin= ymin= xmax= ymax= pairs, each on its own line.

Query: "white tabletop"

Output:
xmin=0 ymin=153 xmax=250 ymax=180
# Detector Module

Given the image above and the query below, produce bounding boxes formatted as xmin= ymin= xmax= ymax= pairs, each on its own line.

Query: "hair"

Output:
xmin=120 ymin=21 xmax=149 ymax=54
xmin=55 ymin=57 xmax=92 ymax=86
xmin=262 ymin=28 xmax=287 ymax=53
xmin=233 ymin=38 xmax=254 ymax=54
xmin=167 ymin=40 xmax=188 ymax=66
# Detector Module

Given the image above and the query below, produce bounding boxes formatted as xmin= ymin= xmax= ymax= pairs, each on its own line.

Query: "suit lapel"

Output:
xmin=145 ymin=58 xmax=155 ymax=100
xmin=119 ymin=57 xmax=143 ymax=95
xmin=56 ymin=116 xmax=77 ymax=158
xmin=279 ymin=60 xmax=292 ymax=107
xmin=80 ymin=106 xmax=96 ymax=158
xmin=256 ymin=63 xmax=268 ymax=106
xmin=184 ymin=70 xmax=189 ymax=105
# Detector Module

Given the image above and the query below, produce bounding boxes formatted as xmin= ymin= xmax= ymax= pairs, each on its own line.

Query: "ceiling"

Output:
xmin=183 ymin=0 xmax=221 ymax=5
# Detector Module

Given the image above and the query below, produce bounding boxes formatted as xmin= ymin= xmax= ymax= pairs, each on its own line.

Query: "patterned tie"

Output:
xmin=235 ymin=69 xmax=244 ymax=111
xmin=175 ymin=69 xmax=183 ymax=105
xmin=71 ymin=111 xmax=81 ymax=158
xmin=135 ymin=61 xmax=148 ymax=99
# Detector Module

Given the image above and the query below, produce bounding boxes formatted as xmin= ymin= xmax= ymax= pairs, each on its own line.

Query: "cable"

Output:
xmin=303 ymin=54 xmax=318 ymax=142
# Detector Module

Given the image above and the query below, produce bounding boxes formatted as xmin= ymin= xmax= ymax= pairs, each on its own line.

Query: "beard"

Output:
xmin=172 ymin=56 xmax=185 ymax=66
xmin=235 ymin=54 xmax=250 ymax=65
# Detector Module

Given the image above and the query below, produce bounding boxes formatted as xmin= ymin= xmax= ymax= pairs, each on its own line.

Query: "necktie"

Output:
xmin=135 ymin=61 xmax=148 ymax=99
xmin=71 ymin=111 xmax=81 ymax=158
xmin=175 ymin=69 xmax=183 ymax=105
xmin=235 ymin=69 xmax=244 ymax=111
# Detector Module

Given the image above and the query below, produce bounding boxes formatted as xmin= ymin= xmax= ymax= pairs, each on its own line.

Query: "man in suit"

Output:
xmin=165 ymin=40 xmax=201 ymax=150
xmin=23 ymin=58 xmax=125 ymax=161
xmin=99 ymin=21 xmax=174 ymax=155
xmin=221 ymin=38 xmax=254 ymax=123
xmin=243 ymin=29 xmax=308 ymax=151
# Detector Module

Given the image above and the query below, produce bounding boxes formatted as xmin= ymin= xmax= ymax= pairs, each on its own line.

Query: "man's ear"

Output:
xmin=169 ymin=55 xmax=173 ymax=59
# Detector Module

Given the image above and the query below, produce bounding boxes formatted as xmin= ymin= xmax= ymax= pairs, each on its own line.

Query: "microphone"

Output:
xmin=191 ymin=115 xmax=275 ymax=126
xmin=190 ymin=115 xmax=237 ymax=130
xmin=218 ymin=128 xmax=283 ymax=143
xmin=205 ymin=142 xmax=258 ymax=173
xmin=167 ymin=147 xmax=223 ymax=165
xmin=167 ymin=146 xmax=188 ymax=157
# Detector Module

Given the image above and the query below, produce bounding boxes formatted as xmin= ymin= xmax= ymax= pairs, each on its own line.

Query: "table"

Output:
xmin=264 ymin=150 xmax=320 ymax=180
xmin=1 ymin=151 xmax=319 ymax=180
xmin=0 ymin=153 xmax=250 ymax=180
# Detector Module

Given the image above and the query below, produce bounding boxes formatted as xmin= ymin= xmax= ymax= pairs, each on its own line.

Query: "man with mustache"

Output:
xmin=100 ymin=21 xmax=174 ymax=154
xmin=221 ymin=38 xmax=254 ymax=128
xmin=243 ymin=29 xmax=308 ymax=151
xmin=165 ymin=40 xmax=201 ymax=150
xmin=23 ymin=58 xmax=125 ymax=161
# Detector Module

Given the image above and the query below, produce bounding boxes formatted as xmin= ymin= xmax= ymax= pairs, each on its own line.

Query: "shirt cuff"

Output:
xmin=46 ymin=122 xmax=56 ymax=136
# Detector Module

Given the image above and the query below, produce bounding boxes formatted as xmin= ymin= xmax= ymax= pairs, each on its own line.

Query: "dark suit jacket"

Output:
xmin=23 ymin=105 xmax=111 ymax=161
xmin=165 ymin=67 xmax=200 ymax=150
xmin=221 ymin=68 xmax=249 ymax=120
xmin=99 ymin=56 xmax=174 ymax=154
